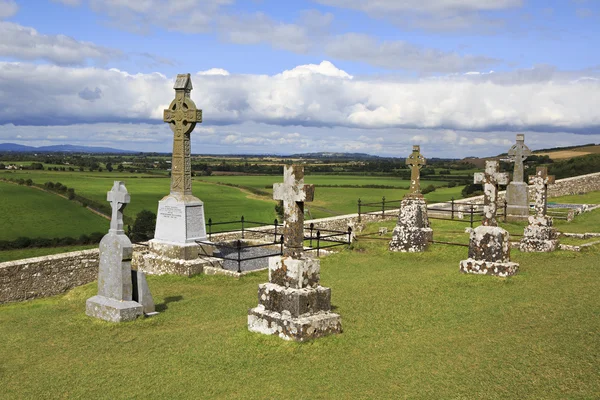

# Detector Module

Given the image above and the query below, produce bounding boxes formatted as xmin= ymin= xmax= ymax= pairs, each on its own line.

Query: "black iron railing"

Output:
xmin=206 ymin=216 xmax=280 ymax=241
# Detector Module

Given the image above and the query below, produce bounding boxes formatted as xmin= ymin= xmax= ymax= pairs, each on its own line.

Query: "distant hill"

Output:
xmin=533 ymin=144 xmax=600 ymax=160
xmin=289 ymin=152 xmax=383 ymax=159
xmin=0 ymin=143 xmax=134 ymax=154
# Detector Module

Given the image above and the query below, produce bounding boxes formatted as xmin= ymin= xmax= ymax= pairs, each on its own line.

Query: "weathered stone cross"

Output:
xmin=107 ymin=181 xmax=130 ymax=233
xmin=474 ymin=161 xmax=509 ymax=226
xmin=273 ymin=165 xmax=315 ymax=259
xmin=507 ymin=134 xmax=531 ymax=183
xmin=406 ymin=145 xmax=426 ymax=195
xmin=163 ymin=73 xmax=203 ymax=196
xmin=529 ymin=167 xmax=555 ymax=217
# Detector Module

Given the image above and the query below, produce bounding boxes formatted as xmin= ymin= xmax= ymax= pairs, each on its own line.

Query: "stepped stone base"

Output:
xmin=248 ymin=306 xmax=342 ymax=342
xmin=86 ymin=295 xmax=143 ymax=322
xmin=520 ymin=216 xmax=559 ymax=252
xmin=459 ymin=259 xmax=519 ymax=277
xmin=248 ymin=255 xmax=341 ymax=341
xmin=132 ymin=239 xmax=220 ymax=277
xmin=389 ymin=226 xmax=433 ymax=252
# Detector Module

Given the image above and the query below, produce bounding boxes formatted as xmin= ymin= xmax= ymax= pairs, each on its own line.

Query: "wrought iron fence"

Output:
xmin=206 ymin=216 xmax=281 ymax=241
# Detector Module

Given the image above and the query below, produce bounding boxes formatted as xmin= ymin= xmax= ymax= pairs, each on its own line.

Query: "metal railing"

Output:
xmin=304 ymin=223 xmax=353 ymax=257
xmin=197 ymin=236 xmax=284 ymax=273
xmin=206 ymin=216 xmax=280 ymax=241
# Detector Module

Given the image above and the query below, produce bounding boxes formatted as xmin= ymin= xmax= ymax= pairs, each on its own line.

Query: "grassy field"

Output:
xmin=0 ymin=181 xmax=108 ymax=241
xmin=0 ymin=245 xmax=97 ymax=263
xmin=1 ymin=205 xmax=599 ymax=398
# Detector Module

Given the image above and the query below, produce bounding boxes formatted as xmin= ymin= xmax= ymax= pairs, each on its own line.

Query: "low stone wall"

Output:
xmin=545 ymin=172 xmax=600 ymax=197
xmin=0 ymin=249 xmax=99 ymax=304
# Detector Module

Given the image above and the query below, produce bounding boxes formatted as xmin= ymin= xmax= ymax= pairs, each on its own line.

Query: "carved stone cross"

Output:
xmin=107 ymin=181 xmax=130 ymax=233
xmin=507 ymin=134 xmax=531 ymax=183
xmin=163 ymin=73 xmax=203 ymax=196
xmin=474 ymin=161 xmax=509 ymax=226
xmin=273 ymin=165 xmax=315 ymax=258
xmin=529 ymin=167 xmax=555 ymax=217
xmin=406 ymin=145 xmax=426 ymax=195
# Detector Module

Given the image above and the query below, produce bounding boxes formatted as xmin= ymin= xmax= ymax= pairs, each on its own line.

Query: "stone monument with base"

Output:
xmin=87 ymin=181 xmax=156 ymax=322
xmin=389 ymin=145 xmax=433 ymax=252
xmin=520 ymin=167 xmax=559 ymax=252
xmin=248 ymin=165 xmax=342 ymax=341
xmin=505 ymin=134 xmax=532 ymax=219
xmin=460 ymin=161 xmax=519 ymax=277
xmin=133 ymin=73 xmax=216 ymax=276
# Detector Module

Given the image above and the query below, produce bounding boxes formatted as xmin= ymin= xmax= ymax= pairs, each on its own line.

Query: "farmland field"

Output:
xmin=0 ymin=180 xmax=108 ymax=241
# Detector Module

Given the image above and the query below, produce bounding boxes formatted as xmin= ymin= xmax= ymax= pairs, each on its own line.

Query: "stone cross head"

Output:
xmin=163 ymin=73 xmax=203 ymax=195
xmin=107 ymin=181 xmax=130 ymax=233
xmin=474 ymin=161 xmax=509 ymax=226
xmin=507 ymin=133 xmax=531 ymax=183
xmin=529 ymin=166 xmax=555 ymax=217
xmin=406 ymin=145 xmax=426 ymax=194
xmin=273 ymin=165 xmax=315 ymax=258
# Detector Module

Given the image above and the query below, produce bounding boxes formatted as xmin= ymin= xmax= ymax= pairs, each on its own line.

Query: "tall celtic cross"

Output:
xmin=163 ymin=73 xmax=203 ymax=196
xmin=474 ymin=161 xmax=509 ymax=226
xmin=529 ymin=167 xmax=555 ymax=217
xmin=507 ymin=134 xmax=531 ymax=183
xmin=406 ymin=145 xmax=426 ymax=195
xmin=273 ymin=165 xmax=315 ymax=259
xmin=107 ymin=181 xmax=130 ymax=233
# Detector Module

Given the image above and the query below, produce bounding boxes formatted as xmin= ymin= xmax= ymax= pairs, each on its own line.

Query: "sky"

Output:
xmin=0 ymin=0 xmax=599 ymax=158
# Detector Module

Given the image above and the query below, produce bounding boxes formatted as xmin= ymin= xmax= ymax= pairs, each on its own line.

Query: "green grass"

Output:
xmin=551 ymin=191 xmax=600 ymax=205
xmin=0 ymin=245 xmax=97 ymax=262
xmin=1 ymin=213 xmax=599 ymax=398
xmin=0 ymin=181 xmax=108 ymax=241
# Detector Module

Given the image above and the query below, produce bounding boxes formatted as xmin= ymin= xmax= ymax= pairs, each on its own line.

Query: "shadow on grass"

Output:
xmin=156 ymin=295 xmax=184 ymax=312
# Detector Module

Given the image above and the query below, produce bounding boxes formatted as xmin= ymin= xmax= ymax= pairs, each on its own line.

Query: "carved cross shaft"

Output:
xmin=107 ymin=181 xmax=130 ymax=233
xmin=273 ymin=165 xmax=315 ymax=258
xmin=163 ymin=73 xmax=203 ymax=196
xmin=529 ymin=167 xmax=555 ymax=217
xmin=474 ymin=161 xmax=509 ymax=226
xmin=406 ymin=145 xmax=426 ymax=195
xmin=507 ymin=134 xmax=531 ymax=183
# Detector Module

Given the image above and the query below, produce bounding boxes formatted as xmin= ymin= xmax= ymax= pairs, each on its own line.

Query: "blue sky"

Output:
xmin=0 ymin=0 xmax=599 ymax=157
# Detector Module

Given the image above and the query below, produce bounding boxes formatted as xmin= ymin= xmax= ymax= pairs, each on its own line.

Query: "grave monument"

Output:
xmin=505 ymin=134 xmax=532 ymax=219
xmin=460 ymin=161 xmax=519 ymax=277
xmin=133 ymin=73 xmax=215 ymax=276
xmin=389 ymin=145 xmax=433 ymax=252
xmin=520 ymin=167 xmax=559 ymax=252
xmin=248 ymin=165 xmax=342 ymax=341
xmin=87 ymin=181 xmax=156 ymax=322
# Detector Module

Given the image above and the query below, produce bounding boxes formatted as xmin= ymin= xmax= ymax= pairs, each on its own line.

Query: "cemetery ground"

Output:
xmin=1 ymin=201 xmax=599 ymax=399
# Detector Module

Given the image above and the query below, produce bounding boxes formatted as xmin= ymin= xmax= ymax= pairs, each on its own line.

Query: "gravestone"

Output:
xmin=248 ymin=165 xmax=342 ymax=341
xmin=87 ymin=181 xmax=156 ymax=322
xmin=505 ymin=134 xmax=532 ymax=219
xmin=460 ymin=161 xmax=519 ymax=277
xmin=133 ymin=73 xmax=217 ymax=276
xmin=389 ymin=145 xmax=433 ymax=252
xmin=520 ymin=167 xmax=559 ymax=252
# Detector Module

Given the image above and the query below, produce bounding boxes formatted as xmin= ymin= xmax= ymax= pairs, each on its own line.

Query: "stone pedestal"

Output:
xmin=248 ymin=255 xmax=342 ymax=341
xmin=519 ymin=216 xmax=559 ymax=252
xmin=389 ymin=196 xmax=433 ymax=252
xmin=86 ymin=232 xmax=144 ymax=322
xmin=506 ymin=182 xmax=530 ymax=219
xmin=460 ymin=226 xmax=519 ymax=277
xmin=133 ymin=194 xmax=219 ymax=276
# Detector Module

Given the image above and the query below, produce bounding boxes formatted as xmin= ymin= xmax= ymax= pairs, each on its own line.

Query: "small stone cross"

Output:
xmin=529 ymin=167 xmax=555 ymax=217
xmin=273 ymin=165 xmax=315 ymax=258
xmin=163 ymin=73 xmax=203 ymax=196
xmin=507 ymin=134 xmax=531 ymax=183
xmin=406 ymin=145 xmax=426 ymax=195
xmin=474 ymin=161 xmax=509 ymax=226
xmin=107 ymin=181 xmax=130 ymax=233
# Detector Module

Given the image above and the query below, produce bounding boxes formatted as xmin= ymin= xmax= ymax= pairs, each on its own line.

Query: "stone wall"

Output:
xmin=0 ymin=249 xmax=99 ymax=304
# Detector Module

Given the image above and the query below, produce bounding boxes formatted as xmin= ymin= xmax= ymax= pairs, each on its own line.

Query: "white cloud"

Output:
xmin=0 ymin=21 xmax=120 ymax=65
xmin=1 ymin=61 xmax=599 ymax=139
xmin=0 ymin=0 xmax=17 ymax=18
xmin=52 ymin=0 xmax=82 ymax=5
xmin=197 ymin=68 xmax=230 ymax=76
